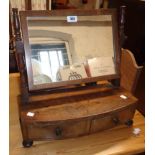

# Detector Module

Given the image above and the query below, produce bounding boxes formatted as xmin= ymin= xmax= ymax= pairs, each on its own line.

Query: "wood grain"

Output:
xmin=9 ymin=73 xmax=144 ymax=155
xmin=10 ymin=43 xmax=144 ymax=154
xmin=120 ymin=49 xmax=143 ymax=94
xmin=21 ymin=89 xmax=137 ymax=123
xmin=14 ymin=47 xmax=141 ymax=145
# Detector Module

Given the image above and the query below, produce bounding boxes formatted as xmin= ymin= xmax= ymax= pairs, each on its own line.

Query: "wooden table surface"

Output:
xmin=10 ymin=73 xmax=145 ymax=155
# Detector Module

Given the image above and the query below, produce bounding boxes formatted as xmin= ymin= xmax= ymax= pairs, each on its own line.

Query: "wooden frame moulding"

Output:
xmin=19 ymin=9 xmax=121 ymax=91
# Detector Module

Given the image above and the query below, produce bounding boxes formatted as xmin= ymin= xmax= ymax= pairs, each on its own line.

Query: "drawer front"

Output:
xmin=90 ymin=106 xmax=136 ymax=133
xmin=27 ymin=107 xmax=136 ymax=140
xmin=90 ymin=115 xmax=116 ymax=133
xmin=27 ymin=120 xmax=90 ymax=140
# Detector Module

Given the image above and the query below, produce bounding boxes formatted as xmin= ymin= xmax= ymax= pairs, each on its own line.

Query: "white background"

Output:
xmin=0 ymin=0 xmax=154 ymax=154
xmin=0 ymin=0 xmax=9 ymax=155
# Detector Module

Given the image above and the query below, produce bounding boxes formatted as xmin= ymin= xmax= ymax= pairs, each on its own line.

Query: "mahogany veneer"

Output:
xmin=19 ymin=87 xmax=137 ymax=142
xmin=12 ymin=8 xmax=140 ymax=148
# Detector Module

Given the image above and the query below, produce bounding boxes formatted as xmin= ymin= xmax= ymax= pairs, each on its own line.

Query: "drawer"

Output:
xmin=90 ymin=107 xmax=136 ymax=133
xmin=27 ymin=120 xmax=90 ymax=140
xmin=26 ymin=107 xmax=136 ymax=140
xmin=90 ymin=115 xmax=116 ymax=133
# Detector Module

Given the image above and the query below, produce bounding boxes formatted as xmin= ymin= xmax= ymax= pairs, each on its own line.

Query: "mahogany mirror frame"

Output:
xmin=19 ymin=9 xmax=120 ymax=91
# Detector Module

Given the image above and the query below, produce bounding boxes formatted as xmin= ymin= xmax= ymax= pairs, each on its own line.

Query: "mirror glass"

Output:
xmin=27 ymin=15 xmax=116 ymax=85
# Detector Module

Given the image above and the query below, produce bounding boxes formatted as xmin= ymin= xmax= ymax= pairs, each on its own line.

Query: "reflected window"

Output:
xmin=31 ymin=43 xmax=70 ymax=84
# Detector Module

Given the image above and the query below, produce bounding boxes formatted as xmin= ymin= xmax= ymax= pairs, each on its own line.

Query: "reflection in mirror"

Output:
xmin=27 ymin=15 xmax=116 ymax=85
xmin=31 ymin=43 xmax=71 ymax=84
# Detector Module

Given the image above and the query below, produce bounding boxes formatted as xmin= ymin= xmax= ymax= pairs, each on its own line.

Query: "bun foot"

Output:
xmin=22 ymin=140 xmax=33 ymax=148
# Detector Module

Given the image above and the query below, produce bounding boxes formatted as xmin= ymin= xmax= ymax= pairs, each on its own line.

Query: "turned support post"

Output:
xmin=12 ymin=8 xmax=22 ymax=41
xmin=119 ymin=6 xmax=127 ymax=47
xmin=12 ymin=8 xmax=29 ymax=103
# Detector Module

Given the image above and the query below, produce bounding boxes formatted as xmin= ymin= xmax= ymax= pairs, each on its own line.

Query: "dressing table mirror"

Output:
xmin=14 ymin=9 xmax=138 ymax=148
xmin=20 ymin=9 xmax=120 ymax=91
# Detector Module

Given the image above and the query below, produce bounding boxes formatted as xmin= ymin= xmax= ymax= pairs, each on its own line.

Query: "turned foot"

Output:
xmin=125 ymin=119 xmax=133 ymax=127
xmin=22 ymin=140 xmax=33 ymax=148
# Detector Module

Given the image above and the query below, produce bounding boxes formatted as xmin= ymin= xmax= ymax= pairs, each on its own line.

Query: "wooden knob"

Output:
xmin=112 ymin=117 xmax=119 ymax=125
xmin=82 ymin=0 xmax=88 ymax=4
xmin=125 ymin=120 xmax=133 ymax=127
xmin=55 ymin=127 xmax=62 ymax=137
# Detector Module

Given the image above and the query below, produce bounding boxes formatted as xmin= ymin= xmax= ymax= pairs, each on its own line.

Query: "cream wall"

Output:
xmin=27 ymin=15 xmax=114 ymax=63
